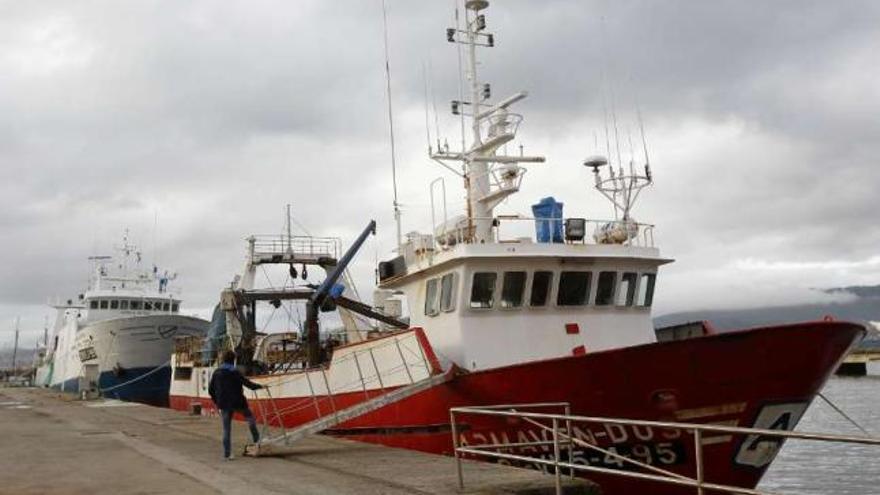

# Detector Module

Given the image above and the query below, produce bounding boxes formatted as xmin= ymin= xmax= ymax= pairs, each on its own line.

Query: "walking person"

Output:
xmin=209 ymin=350 xmax=264 ymax=460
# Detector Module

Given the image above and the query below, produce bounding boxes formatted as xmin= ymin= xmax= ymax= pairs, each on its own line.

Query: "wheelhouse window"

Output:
xmin=500 ymin=271 xmax=526 ymax=309
xmin=637 ymin=273 xmax=656 ymax=307
xmin=529 ymin=271 xmax=553 ymax=307
xmin=90 ymin=300 xmax=98 ymax=309
xmin=120 ymin=300 xmax=129 ymax=310
xmin=557 ymin=271 xmax=591 ymax=306
xmin=440 ymin=273 xmax=457 ymax=312
xmin=173 ymin=367 xmax=193 ymax=381
xmin=424 ymin=278 xmax=440 ymax=316
xmin=171 ymin=302 xmax=179 ymax=312
xmin=144 ymin=301 xmax=153 ymax=310
xmin=99 ymin=300 xmax=109 ymax=309
xmin=470 ymin=272 xmax=497 ymax=309
xmin=110 ymin=300 xmax=119 ymax=310
xmin=162 ymin=302 xmax=170 ymax=312
xmin=130 ymin=300 xmax=142 ymax=310
xmin=595 ymin=271 xmax=616 ymax=306
xmin=617 ymin=272 xmax=638 ymax=307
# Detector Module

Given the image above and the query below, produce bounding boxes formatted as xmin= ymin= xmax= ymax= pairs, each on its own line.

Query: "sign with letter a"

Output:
xmin=734 ymin=402 xmax=809 ymax=468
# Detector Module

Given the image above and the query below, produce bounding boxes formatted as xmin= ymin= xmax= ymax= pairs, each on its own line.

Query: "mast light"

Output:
xmin=476 ymin=14 xmax=487 ymax=31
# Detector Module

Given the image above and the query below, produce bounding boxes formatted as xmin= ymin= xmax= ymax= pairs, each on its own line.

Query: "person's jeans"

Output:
xmin=221 ymin=408 xmax=260 ymax=458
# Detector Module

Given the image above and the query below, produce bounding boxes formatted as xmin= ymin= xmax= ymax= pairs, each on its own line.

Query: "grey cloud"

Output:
xmin=1 ymin=0 xmax=878 ymax=338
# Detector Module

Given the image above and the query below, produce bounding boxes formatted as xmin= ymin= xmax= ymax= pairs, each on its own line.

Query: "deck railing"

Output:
xmin=428 ymin=215 xmax=656 ymax=250
xmin=449 ymin=404 xmax=880 ymax=495
xmin=249 ymin=235 xmax=341 ymax=261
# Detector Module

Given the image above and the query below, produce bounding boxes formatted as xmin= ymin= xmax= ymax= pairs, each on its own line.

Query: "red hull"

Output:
xmin=172 ymin=321 xmax=862 ymax=494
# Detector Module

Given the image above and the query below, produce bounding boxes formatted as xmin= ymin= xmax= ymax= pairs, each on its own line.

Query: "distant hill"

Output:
xmin=654 ymin=284 xmax=880 ymax=333
xmin=822 ymin=285 xmax=880 ymax=299
xmin=0 ymin=347 xmax=37 ymax=370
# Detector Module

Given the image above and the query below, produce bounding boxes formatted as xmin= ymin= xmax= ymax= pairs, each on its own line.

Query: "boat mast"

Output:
xmin=432 ymin=0 xmax=545 ymax=244
xmin=464 ymin=1 xmax=489 ymax=242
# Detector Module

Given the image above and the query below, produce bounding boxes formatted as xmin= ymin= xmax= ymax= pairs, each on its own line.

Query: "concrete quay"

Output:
xmin=0 ymin=388 xmax=596 ymax=495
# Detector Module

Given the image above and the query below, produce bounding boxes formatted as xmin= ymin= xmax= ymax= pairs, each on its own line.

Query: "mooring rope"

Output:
xmin=99 ymin=360 xmax=172 ymax=394
xmin=818 ymin=392 xmax=871 ymax=435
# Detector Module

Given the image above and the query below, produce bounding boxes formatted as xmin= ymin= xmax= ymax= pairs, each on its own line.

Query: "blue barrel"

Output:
xmin=531 ymin=197 xmax=564 ymax=243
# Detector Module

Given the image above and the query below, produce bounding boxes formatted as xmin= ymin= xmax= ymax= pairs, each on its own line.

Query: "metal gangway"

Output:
xmin=449 ymin=403 xmax=880 ymax=495
xmin=245 ymin=331 xmax=454 ymax=456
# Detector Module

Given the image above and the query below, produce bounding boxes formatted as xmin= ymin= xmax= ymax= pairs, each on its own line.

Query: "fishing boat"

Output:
xmin=168 ymin=2 xmax=864 ymax=492
xmin=36 ymin=232 xmax=208 ymax=406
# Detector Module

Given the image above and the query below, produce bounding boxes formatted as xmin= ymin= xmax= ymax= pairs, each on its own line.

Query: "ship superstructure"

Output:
xmin=37 ymin=232 xmax=208 ymax=405
xmin=376 ymin=2 xmax=665 ymax=370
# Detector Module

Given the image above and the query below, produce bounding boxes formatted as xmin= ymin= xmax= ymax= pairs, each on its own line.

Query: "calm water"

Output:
xmin=759 ymin=362 xmax=880 ymax=494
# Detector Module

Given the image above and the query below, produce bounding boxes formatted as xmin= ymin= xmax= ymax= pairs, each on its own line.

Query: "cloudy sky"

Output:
xmin=1 ymin=0 xmax=879 ymax=347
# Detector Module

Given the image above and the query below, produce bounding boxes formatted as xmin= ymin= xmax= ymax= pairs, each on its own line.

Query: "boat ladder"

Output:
xmin=244 ymin=329 xmax=453 ymax=457
xmin=245 ymin=368 xmax=453 ymax=456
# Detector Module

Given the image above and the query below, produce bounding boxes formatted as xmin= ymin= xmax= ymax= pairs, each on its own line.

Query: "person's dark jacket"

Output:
xmin=208 ymin=364 xmax=262 ymax=411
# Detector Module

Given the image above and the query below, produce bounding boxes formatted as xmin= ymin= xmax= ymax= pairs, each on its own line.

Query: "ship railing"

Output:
xmin=249 ymin=234 xmax=342 ymax=262
xmin=479 ymin=111 xmax=523 ymax=142
xmin=483 ymin=216 xmax=656 ymax=248
xmin=449 ymin=404 xmax=880 ymax=495
xmin=250 ymin=330 xmax=435 ymax=436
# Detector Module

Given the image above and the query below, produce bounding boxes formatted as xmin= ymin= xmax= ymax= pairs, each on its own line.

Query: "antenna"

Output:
xmin=153 ymin=209 xmax=159 ymax=268
xmin=285 ymin=204 xmax=293 ymax=253
xmin=422 ymin=62 xmax=432 ymax=153
xmin=381 ymin=0 xmax=402 ymax=248
xmin=453 ymin=0 xmax=467 ymax=154
xmin=11 ymin=317 xmax=19 ymax=372
xmin=627 ymin=128 xmax=636 ymax=174
xmin=429 ymin=60 xmax=442 ymax=150
xmin=636 ymin=94 xmax=651 ymax=168
xmin=609 ymin=83 xmax=623 ymax=170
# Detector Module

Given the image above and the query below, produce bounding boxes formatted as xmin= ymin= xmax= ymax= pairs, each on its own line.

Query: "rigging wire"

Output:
xmin=422 ymin=62 xmax=433 ymax=152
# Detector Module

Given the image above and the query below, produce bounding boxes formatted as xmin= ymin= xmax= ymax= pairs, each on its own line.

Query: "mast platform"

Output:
xmin=249 ymin=234 xmax=341 ymax=267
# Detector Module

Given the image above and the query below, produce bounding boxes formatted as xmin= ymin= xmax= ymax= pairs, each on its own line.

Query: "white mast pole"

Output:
xmin=464 ymin=2 xmax=492 ymax=243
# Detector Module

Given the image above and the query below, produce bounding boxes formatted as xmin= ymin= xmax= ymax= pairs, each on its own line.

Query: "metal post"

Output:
xmin=304 ymin=371 xmax=322 ymax=418
xmin=395 ymin=338 xmax=415 ymax=384
xmin=368 ymin=348 xmax=385 ymax=390
xmin=450 ymin=410 xmax=464 ymax=490
xmin=552 ymin=418 xmax=562 ymax=495
xmin=320 ymin=367 xmax=338 ymax=418
xmin=352 ymin=350 xmax=370 ymax=400
xmin=565 ymin=404 xmax=574 ymax=480
xmin=414 ymin=333 xmax=431 ymax=374
xmin=694 ymin=428 xmax=704 ymax=495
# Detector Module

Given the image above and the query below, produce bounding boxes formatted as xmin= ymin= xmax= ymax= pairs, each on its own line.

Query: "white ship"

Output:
xmin=35 ymin=233 xmax=209 ymax=405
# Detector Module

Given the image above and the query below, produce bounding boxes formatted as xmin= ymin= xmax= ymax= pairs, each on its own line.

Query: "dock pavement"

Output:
xmin=0 ymin=387 xmax=596 ymax=495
